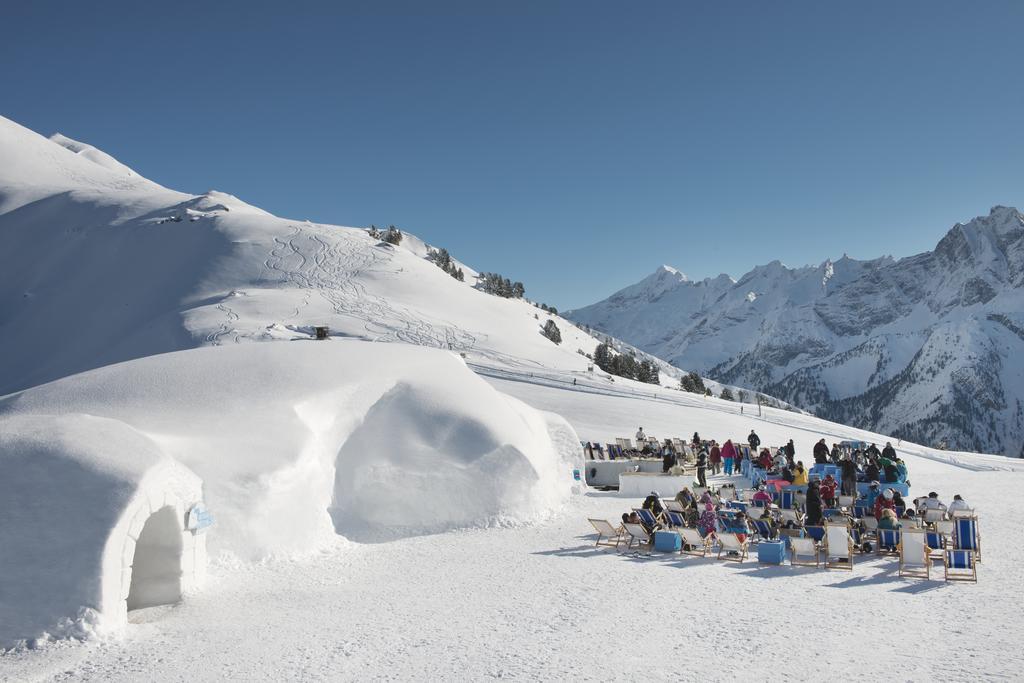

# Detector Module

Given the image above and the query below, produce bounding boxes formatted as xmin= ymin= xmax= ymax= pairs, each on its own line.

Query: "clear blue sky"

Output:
xmin=3 ymin=1 xmax=1022 ymax=309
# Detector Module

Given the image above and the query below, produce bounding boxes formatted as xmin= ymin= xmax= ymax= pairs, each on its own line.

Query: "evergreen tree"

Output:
xmin=594 ymin=342 xmax=612 ymax=372
xmin=542 ymin=319 xmax=562 ymax=345
xmin=382 ymin=225 xmax=403 ymax=245
xmin=720 ymin=387 xmax=735 ymax=401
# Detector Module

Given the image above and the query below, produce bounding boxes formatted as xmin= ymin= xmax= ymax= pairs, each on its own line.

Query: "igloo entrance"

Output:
xmin=126 ymin=506 xmax=184 ymax=611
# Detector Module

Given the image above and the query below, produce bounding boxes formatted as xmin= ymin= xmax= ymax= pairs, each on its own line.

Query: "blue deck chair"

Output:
xmin=634 ymin=508 xmax=661 ymax=530
xmin=606 ymin=444 xmax=616 ymax=459
xmin=753 ymin=518 xmax=775 ymax=541
xmin=953 ymin=518 xmax=981 ymax=561
xmin=877 ymin=528 xmax=901 ymax=554
xmin=853 ymin=504 xmax=870 ymax=519
xmin=664 ymin=510 xmax=686 ymax=529
xmin=727 ymin=500 xmax=748 ymax=512
xmin=925 ymin=530 xmax=945 ymax=559
xmin=780 ymin=489 xmax=795 ymax=510
xmin=805 ymin=526 xmax=826 ymax=543
xmin=822 ymin=508 xmax=847 ymax=521
xmin=944 ymin=549 xmax=977 ymax=582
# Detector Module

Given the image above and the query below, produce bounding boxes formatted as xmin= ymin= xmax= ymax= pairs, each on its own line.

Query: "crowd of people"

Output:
xmin=616 ymin=429 xmax=973 ymax=554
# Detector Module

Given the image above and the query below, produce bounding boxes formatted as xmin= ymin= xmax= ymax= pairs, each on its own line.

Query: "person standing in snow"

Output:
xmin=748 ymin=430 xmax=761 ymax=451
xmin=696 ymin=447 xmax=709 ymax=488
xmin=813 ymin=439 xmax=829 ymax=465
xmin=635 ymin=427 xmax=646 ymax=446
xmin=784 ymin=439 xmax=796 ymax=461
xmin=840 ymin=457 xmax=858 ymax=497
xmin=709 ymin=442 xmax=722 ymax=476
xmin=829 ymin=443 xmax=842 ymax=464
xmin=866 ymin=443 xmax=881 ymax=459
xmin=721 ymin=439 xmax=737 ymax=476
xmin=662 ymin=447 xmax=676 ymax=474
xmin=819 ymin=474 xmax=838 ymax=508
xmin=691 ymin=432 xmax=702 ymax=449
xmin=805 ymin=481 xmax=824 ymax=526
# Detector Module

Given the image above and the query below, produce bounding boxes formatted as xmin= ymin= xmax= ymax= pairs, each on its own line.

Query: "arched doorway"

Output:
xmin=127 ymin=506 xmax=184 ymax=611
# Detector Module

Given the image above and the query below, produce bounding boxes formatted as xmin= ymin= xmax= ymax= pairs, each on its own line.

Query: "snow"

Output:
xmin=0 ymin=342 xmax=580 ymax=649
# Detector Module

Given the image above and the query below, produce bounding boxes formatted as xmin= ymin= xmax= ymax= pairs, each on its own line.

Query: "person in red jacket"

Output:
xmin=758 ymin=448 xmax=773 ymax=470
xmin=721 ymin=439 xmax=737 ymax=476
xmin=874 ymin=488 xmax=896 ymax=520
xmin=709 ymin=442 xmax=722 ymax=475
xmin=819 ymin=474 xmax=838 ymax=508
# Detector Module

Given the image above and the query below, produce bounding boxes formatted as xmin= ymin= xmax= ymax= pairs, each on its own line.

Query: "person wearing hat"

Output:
xmin=642 ymin=490 xmax=664 ymax=516
xmin=697 ymin=502 xmax=718 ymax=538
xmin=864 ymin=481 xmax=882 ymax=509
xmin=695 ymin=446 xmax=708 ymax=488
xmin=874 ymin=487 xmax=896 ymax=521
xmin=751 ymin=484 xmax=773 ymax=508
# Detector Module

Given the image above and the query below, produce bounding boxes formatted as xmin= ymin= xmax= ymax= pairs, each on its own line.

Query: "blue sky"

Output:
xmin=3 ymin=1 xmax=1022 ymax=309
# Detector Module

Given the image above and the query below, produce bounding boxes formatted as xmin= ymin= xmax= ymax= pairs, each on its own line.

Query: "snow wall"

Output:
xmin=0 ymin=341 xmax=581 ymax=648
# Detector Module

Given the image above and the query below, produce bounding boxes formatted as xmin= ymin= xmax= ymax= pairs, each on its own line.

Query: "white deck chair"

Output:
xmin=664 ymin=500 xmax=686 ymax=514
xmin=588 ymin=519 xmax=625 ymax=548
xmin=898 ymin=529 xmax=930 ymax=579
xmin=790 ymin=536 xmax=821 ymax=568
xmin=861 ymin=516 xmax=879 ymax=534
xmin=837 ymin=495 xmax=855 ymax=509
xmin=740 ymin=488 xmax=756 ymax=503
xmin=693 ymin=486 xmax=709 ymax=500
xmin=716 ymin=532 xmax=749 ymax=562
xmin=950 ymin=508 xmax=976 ymax=519
xmin=923 ymin=509 xmax=946 ymax=524
xmin=823 ymin=523 xmax=854 ymax=570
xmin=621 ymin=522 xmax=652 ymax=552
xmin=779 ymin=509 xmax=803 ymax=526
xmin=679 ymin=528 xmax=712 ymax=557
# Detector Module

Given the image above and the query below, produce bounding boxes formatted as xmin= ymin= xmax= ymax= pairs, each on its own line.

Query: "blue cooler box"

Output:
xmin=757 ymin=540 xmax=786 ymax=564
xmin=654 ymin=530 xmax=682 ymax=552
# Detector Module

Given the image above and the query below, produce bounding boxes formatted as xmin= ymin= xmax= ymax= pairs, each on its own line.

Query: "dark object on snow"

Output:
xmin=315 ymin=326 xmax=329 ymax=341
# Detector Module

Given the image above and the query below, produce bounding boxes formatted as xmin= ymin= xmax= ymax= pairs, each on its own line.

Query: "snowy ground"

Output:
xmin=3 ymin=376 xmax=1021 ymax=682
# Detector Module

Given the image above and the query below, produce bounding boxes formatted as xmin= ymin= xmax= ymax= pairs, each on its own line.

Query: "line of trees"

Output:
xmin=593 ymin=342 xmax=659 ymax=384
xmin=479 ymin=272 xmax=525 ymax=298
xmin=367 ymin=225 xmax=403 ymax=245
xmin=427 ymin=247 xmax=465 ymax=281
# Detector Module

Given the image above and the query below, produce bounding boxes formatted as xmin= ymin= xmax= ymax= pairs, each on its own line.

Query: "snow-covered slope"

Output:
xmin=0 ymin=115 xmax=644 ymax=397
xmin=568 ymin=210 xmax=1024 ymax=457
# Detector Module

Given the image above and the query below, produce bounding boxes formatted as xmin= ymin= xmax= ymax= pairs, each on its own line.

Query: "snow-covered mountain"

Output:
xmin=568 ymin=209 xmax=1024 ymax=457
xmin=0 ymin=115 xmax=624 ymax=395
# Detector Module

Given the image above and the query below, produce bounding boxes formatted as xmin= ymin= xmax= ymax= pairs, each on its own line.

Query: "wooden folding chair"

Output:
xmin=898 ymin=530 xmax=930 ymax=579
xmin=588 ymin=519 xmax=626 ymax=548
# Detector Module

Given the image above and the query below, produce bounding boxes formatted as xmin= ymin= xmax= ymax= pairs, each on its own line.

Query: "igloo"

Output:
xmin=0 ymin=414 xmax=206 ymax=647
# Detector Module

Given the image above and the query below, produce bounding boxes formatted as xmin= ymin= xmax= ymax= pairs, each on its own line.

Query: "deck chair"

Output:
xmin=823 ymin=523 xmax=854 ymax=570
xmin=944 ymin=549 xmax=978 ymax=582
xmin=923 ymin=508 xmax=946 ymax=524
xmin=740 ymin=488 xmax=756 ymax=503
xmin=780 ymin=489 xmax=795 ymax=510
xmin=876 ymin=528 xmax=901 ymax=555
xmin=852 ymin=504 xmax=870 ymax=519
xmin=950 ymin=508 xmax=976 ymax=519
xmin=752 ymin=518 xmax=775 ymax=541
xmin=861 ymin=516 xmax=878 ymax=536
xmin=953 ymin=518 xmax=981 ymax=562
xmin=588 ymin=519 xmax=626 ymax=548
xmin=664 ymin=510 xmax=687 ymax=529
xmin=790 ymin=536 xmax=821 ymax=568
xmin=925 ymin=530 xmax=945 ymax=559
xmin=837 ymin=494 xmax=855 ymax=510
xmin=717 ymin=532 xmax=749 ymax=562
xmin=622 ymin=522 xmax=653 ymax=552
xmin=664 ymin=500 xmax=686 ymax=514
xmin=898 ymin=530 xmax=930 ymax=579
xmin=779 ymin=509 xmax=803 ymax=527
xmin=718 ymin=485 xmax=737 ymax=501
xmin=634 ymin=508 xmax=662 ymax=531
xmin=679 ymin=527 xmax=712 ymax=557
xmin=692 ymin=486 xmax=708 ymax=500
xmin=805 ymin=526 xmax=826 ymax=544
